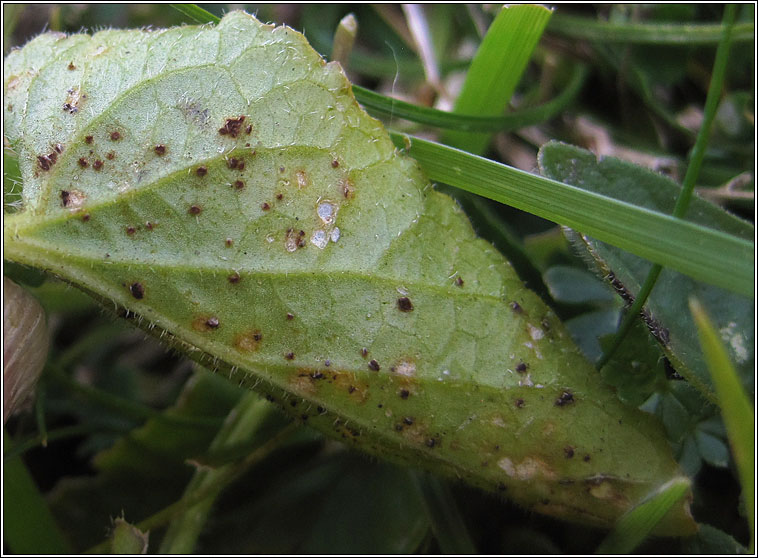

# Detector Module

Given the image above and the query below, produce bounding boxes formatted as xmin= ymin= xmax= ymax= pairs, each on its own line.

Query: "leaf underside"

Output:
xmin=3 ymin=12 xmax=695 ymax=534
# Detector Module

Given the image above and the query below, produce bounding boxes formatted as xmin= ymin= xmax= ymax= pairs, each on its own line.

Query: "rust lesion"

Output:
xmin=234 ymin=329 xmax=262 ymax=352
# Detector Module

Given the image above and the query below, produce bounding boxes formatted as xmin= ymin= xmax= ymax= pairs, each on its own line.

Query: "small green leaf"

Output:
xmin=109 ymin=517 xmax=149 ymax=554
xmin=4 ymin=12 xmax=695 ymax=534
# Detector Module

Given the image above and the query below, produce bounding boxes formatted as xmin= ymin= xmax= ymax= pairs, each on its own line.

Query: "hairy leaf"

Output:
xmin=3 ymin=12 xmax=695 ymax=534
xmin=538 ymin=142 xmax=754 ymax=401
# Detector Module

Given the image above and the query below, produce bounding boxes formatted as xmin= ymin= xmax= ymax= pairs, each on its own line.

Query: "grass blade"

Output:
xmin=169 ymin=3 xmax=219 ymax=24
xmin=548 ymin=12 xmax=754 ymax=45
xmin=596 ymin=477 xmax=692 ymax=554
xmin=355 ymin=63 xmax=587 ymax=132
xmin=443 ymin=4 xmax=553 ymax=153
xmin=690 ymin=298 xmax=755 ymax=552
xmin=391 ymin=133 xmax=754 ymax=298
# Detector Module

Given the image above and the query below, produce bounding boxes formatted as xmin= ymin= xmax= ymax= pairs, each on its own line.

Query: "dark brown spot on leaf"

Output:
xmin=399 ymin=388 xmax=410 ymax=399
xmin=234 ymin=180 xmax=245 ymax=190
xmin=361 ymin=347 xmax=368 ymax=358
xmin=285 ymin=352 xmax=295 ymax=360
xmin=85 ymin=135 xmax=93 ymax=144
xmin=331 ymin=159 xmax=339 ymax=168
xmin=106 ymin=151 xmax=115 ymax=160
xmin=235 ymin=330 xmax=262 ymax=352
xmin=403 ymin=417 xmax=414 ymax=425
xmin=245 ymin=124 xmax=252 ymax=134
xmin=225 ymin=238 xmax=233 ymax=247
xmin=78 ymin=157 xmax=88 ymax=168
xmin=564 ymin=446 xmax=575 ymax=458
xmin=425 ymin=438 xmax=437 ymax=448
xmin=129 ymin=282 xmax=145 ymax=299
xmin=455 ymin=276 xmax=464 ymax=287
xmin=286 ymin=313 xmax=295 ymax=320
xmin=516 ymin=362 xmax=527 ymax=373
xmin=261 ymin=202 xmax=270 ymax=211
xmin=276 ymin=193 xmax=283 ymax=200
xmin=218 ymin=115 xmax=245 ymax=138
xmin=81 ymin=213 xmax=90 ymax=222
xmin=93 ymin=160 xmax=103 ymax=171
xmin=228 ymin=272 xmax=241 ymax=284
xmin=368 ymin=359 xmax=380 ymax=371
xmin=227 ymin=157 xmax=240 ymax=169
xmin=397 ymin=297 xmax=413 ymax=312
xmin=126 ymin=226 xmax=136 ymax=235
xmin=109 ymin=131 xmax=121 ymax=141
xmin=555 ymin=391 xmax=575 ymax=407
xmin=154 ymin=144 xmax=166 ymax=155
xmin=67 ymin=62 xmax=76 ymax=70
xmin=189 ymin=205 xmax=202 ymax=215
xmin=60 ymin=190 xmax=71 ymax=206
xmin=205 ymin=317 xmax=219 ymax=329
xmin=145 ymin=221 xmax=156 ymax=230
xmin=583 ymin=454 xmax=591 ymax=462
xmin=515 ymin=398 xmax=525 ymax=408
xmin=196 ymin=165 xmax=207 ymax=177
xmin=510 ymin=301 xmax=523 ymax=314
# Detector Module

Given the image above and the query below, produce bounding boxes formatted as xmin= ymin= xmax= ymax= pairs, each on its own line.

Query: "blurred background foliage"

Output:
xmin=3 ymin=3 xmax=753 ymax=554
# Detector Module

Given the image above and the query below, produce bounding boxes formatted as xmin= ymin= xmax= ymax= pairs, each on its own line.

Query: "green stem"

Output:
xmin=84 ymin=421 xmax=299 ymax=555
xmin=597 ymin=5 xmax=738 ymax=369
xmin=46 ymin=364 xmax=223 ymax=429
xmin=159 ymin=392 xmax=278 ymax=554
xmin=3 ymin=424 xmax=125 ymax=460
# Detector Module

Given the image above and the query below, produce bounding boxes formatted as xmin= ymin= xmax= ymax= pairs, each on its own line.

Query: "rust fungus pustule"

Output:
xmin=85 ymin=135 xmax=93 ymax=144
xmin=37 ymin=151 xmax=57 ymax=171
xmin=516 ymin=362 xmax=527 ymax=373
xmin=555 ymin=391 xmax=575 ymax=407
xmin=78 ymin=157 xmax=88 ymax=168
xmin=509 ymin=301 xmax=523 ymax=314
xmin=235 ymin=330 xmax=262 ymax=352
xmin=109 ymin=131 xmax=121 ymax=141
xmin=188 ymin=204 xmax=202 ymax=215
xmin=196 ymin=165 xmax=208 ymax=177
xmin=218 ymin=115 xmax=246 ymax=137
xmin=455 ymin=276 xmax=464 ymax=287
xmin=233 ymin=180 xmax=245 ymax=190
xmin=154 ymin=144 xmax=166 ymax=155
xmin=564 ymin=446 xmax=575 ymax=458
xmin=193 ymin=316 xmax=220 ymax=332
xmin=92 ymin=160 xmax=104 ymax=171
xmin=515 ymin=398 xmax=525 ymax=408
xmin=368 ymin=359 xmax=380 ymax=371
xmin=126 ymin=226 xmax=137 ymax=236
xmin=397 ymin=297 xmax=413 ymax=312
xmin=228 ymin=271 xmax=241 ymax=284
xmin=129 ymin=282 xmax=145 ymax=299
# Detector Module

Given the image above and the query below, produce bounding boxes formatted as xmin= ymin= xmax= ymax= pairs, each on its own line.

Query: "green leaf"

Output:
xmin=442 ymin=4 xmax=553 ymax=153
xmin=3 ymin=431 xmax=72 ymax=554
xmin=4 ymin=11 xmax=695 ymax=534
xmin=690 ymin=298 xmax=755 ymax=551
xmin=539 ymin=141 xmax=754 ymax=400
xmin=596 ymin=477 xmax=692 ymax=554
xmin=109 ymin=517 xmax=149 ymax=554
xmin=682 ymin=523 xmax=749 ymax=554
xmin=394 ymin=134 xmax=753 ymax=298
